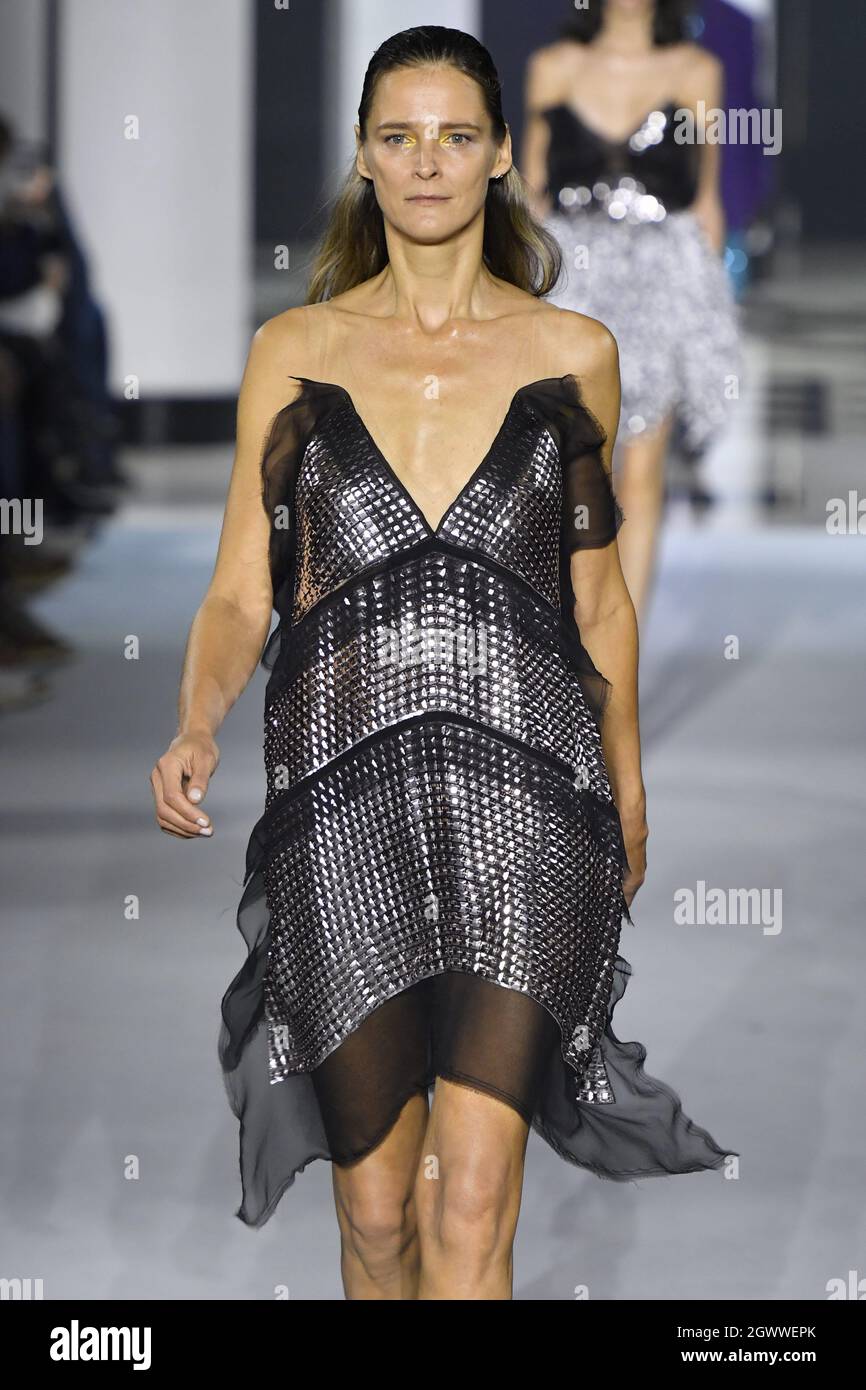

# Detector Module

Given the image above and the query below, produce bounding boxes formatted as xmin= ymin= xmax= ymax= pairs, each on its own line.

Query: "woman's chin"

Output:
xmin=388 ymin=201 xmax=484 ymax=244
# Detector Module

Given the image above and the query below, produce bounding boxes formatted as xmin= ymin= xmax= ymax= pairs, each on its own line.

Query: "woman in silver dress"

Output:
xmin=150 ymin=24 xmax=734 ymax=1300
xmin=522 ymin=0 xmax=741 ymax=621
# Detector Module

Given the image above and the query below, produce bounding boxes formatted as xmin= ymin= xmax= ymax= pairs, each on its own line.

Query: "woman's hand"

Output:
xmin=619 ymin=800 xmax=648 ymax=910
xmin=150 ymin=731 xmax=220 ymax=839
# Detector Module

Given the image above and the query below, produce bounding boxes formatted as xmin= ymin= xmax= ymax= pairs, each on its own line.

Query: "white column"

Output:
xmin=57 ymin=0 xmax=253 ymax=397
xmin=326 ymin=0 xmax=482 ymax=195
xmin=0 ymin=0 xmax=49 ymax=144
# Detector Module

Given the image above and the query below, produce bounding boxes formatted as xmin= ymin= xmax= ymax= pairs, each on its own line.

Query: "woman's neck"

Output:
xmin=363 ymin=238 xmax=503 ymax=330
xmin=594 ymin=6 xmax=656 ymax=58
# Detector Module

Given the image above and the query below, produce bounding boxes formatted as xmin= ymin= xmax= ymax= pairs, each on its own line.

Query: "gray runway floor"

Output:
xmin=1 ymin=469 xmax=864 ymax=1300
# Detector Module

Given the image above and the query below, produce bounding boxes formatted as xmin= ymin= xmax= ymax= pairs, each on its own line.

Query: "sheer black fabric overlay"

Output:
xmin=216 ymin=373 xmax=736 ymax=1229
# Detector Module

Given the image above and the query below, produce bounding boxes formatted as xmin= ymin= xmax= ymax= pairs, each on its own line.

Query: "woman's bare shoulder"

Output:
xmin=535 ymin=302 xmax=618 ymax=380
xmin=524 ymin=38 xmax=583 ymax=104
xmin=534 ymin=304 xmax=620 ymax=441
xmin=253 ymin=302 xmax=330 ymax=363
xmin=526 ymin=38 xmax=584 ymax=73
xmin=669 ymin=42 xmax=724 ymax=98
xmin=243 ymin=301 xmax=340 ymax=400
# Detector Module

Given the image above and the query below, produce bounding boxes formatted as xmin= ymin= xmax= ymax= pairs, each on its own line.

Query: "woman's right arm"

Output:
xmin=149 ymin=313 xmax=302 ymax=840
xmin=520 ymin=44 xmax=568 ymax=221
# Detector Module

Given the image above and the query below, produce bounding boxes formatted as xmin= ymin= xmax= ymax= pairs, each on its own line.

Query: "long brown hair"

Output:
xmin=306 ymin=25 xmax=562 ymax=304
xmin=561 ymin=0 xmax=694 ymax=45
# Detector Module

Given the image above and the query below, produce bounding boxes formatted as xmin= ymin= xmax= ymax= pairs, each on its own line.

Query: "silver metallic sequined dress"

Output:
xmin=218 ymin=372 xmax=733 ymax=1227
xmin=542 ymin=103 xmax=741 ymax=452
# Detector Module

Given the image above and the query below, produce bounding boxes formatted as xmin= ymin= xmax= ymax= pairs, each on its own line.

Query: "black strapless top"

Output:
xmin=541 ymin=101 xmax=698 ymax=220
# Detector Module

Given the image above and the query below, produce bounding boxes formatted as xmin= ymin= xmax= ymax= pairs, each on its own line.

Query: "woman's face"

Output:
xmin=355 ymin=63 xmax=511 ymax=244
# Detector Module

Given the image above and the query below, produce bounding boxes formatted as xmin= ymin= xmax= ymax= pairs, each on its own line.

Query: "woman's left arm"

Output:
xmin=563 ymin=317 xmax=647 ymax=909
xmin=681 ymin=48 xmax=727 ymax=254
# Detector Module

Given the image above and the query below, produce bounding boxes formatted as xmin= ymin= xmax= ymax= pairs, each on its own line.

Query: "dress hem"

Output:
xmin=266 ymin=957 xmax=624 ymax=1090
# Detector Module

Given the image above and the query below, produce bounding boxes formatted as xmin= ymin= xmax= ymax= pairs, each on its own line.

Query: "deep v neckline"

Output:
xmin=546 ymin=98 xmax=677 ymax=148
xmin=288 ymin=375 xmax=535 ymax=539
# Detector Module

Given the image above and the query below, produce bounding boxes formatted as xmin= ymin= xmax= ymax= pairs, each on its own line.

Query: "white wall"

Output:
xmin=58 ymin=0 xmax=253 ymax=396
xmin=0 ymin=0 xmax=49 ymax=144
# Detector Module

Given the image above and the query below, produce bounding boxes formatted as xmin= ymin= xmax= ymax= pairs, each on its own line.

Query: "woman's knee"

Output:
xmin=434 ymin=1171 xmax=514 ymax=1255
xmin=334 ymin=1173 xmax=416 ymax=1267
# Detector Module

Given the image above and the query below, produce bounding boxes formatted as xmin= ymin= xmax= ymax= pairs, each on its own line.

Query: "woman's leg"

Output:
xmin=413 ymin=1077 xmax=531 ymax=1300
xmin=614 ymin=413 xmax=673 ymax=627
xmin=330 ymin=1090 xmax=430 ymax=1300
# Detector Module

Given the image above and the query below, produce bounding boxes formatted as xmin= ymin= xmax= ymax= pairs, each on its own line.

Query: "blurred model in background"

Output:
xmin=521 ymin=0 xmax=741 ymax=623
xmin=0 ymin=112 xmax=123 ymax=712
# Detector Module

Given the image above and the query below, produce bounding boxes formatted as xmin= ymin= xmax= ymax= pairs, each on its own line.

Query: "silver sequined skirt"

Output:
xmin=545 ymin=207 xmax=742 ymax=453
